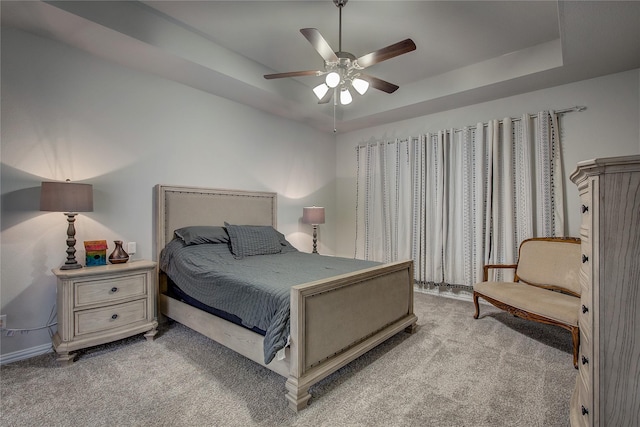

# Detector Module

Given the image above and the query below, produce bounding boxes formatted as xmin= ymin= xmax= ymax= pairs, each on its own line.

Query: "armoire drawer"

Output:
xmin=579 ymin=269 xmax=591 ymax=306
xmin=578 ymin=294 xmax=592 ymax=340
xmin=575 ymin=374 xmax=592 ymax=427
xmin=579 ymin=241 xmax=591 ymax=279
xmin=578 ymin=329 xmax=592 ymax=392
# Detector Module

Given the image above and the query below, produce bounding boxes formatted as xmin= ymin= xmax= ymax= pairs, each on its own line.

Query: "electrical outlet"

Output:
xmin=127 ymin=242 xmax=136 ymax=255
xmin=0 ymin=314 xmax=6 ymax=329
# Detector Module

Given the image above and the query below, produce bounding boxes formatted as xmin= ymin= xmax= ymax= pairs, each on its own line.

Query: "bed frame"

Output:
xmin=154 ymin=184 xmax=417 ymax=412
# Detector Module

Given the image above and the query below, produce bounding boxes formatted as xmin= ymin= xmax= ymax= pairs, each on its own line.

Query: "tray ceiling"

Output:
xmin=2 ymin=1 xmax=639 ymax=132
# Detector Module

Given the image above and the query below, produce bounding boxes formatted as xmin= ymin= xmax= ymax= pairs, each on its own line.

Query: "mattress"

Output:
xmin=165 ymin=276 xmax=267 ymax=335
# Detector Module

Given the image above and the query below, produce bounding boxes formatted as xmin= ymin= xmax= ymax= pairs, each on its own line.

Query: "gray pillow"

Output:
xmin=224 ymin=222 xmax=282 ymax=259
xmin=275 ymin=230 xmax=298 ymax=253
xmin=174 ymin=226 xmax=229 ymax=245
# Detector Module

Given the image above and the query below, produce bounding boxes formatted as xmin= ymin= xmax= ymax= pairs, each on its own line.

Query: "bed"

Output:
xmin=154 ymin=184 xmax=417 ymax=412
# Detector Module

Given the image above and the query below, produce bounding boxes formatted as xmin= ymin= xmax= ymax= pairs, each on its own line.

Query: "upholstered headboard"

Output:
xmin=154 ymin=185 xmax=277 ymax=261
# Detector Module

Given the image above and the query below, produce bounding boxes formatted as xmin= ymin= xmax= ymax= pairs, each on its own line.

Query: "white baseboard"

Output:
xmin=0 ymin=288 xmax=478 ymax=365
xmin=414 ymin=286 xmax=473 ymax=302
xmin=414 ymin=286 xmax=491 ymax=305
xmin=0 ymin=343 xmax=53 ymax=365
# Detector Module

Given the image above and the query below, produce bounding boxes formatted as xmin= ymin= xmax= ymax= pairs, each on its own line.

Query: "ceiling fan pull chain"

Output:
xmin=333 ymin=93 xmax=337 ymax=133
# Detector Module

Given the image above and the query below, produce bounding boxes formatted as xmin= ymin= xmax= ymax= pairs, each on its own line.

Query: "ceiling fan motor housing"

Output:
xmin=327 ymin=52 xmax=363 ymax=86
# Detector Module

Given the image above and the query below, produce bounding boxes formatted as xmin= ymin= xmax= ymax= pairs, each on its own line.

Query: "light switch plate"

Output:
xmin=127 ymin=242 xmax=136 ymax=254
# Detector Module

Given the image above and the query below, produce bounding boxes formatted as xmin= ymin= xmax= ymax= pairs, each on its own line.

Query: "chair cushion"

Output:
xmin=516 ymin=239 xmax=581 ymax=295
xmin=474 ymin=281 xmax=579 ymax=326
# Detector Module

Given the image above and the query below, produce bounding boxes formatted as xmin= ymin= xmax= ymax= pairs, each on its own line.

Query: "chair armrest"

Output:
xmin=483 ymin=264 xmax=518 ymax=281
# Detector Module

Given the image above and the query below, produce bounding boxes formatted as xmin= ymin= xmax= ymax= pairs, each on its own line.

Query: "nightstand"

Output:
xmin=52 ymin=260 xmax=158 ymax=364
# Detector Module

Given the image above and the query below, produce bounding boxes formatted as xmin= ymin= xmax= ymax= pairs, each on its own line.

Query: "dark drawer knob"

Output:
xmin=111 ymin=314 xmax=119 ymax=320
xmin=581 ymin=204 xmax=589 ymax=213
xmin=582 ymin=356 xmax=589 ymax=365
xmin=582 ymin=254 xmax=589 ymax=263
xmin=581 ymin=405 xmax=589 ymax=416
xmin=582 ymin=305 xmax=589 ymax=314
xmin=111 ymin=287 xmax=118 ymax=293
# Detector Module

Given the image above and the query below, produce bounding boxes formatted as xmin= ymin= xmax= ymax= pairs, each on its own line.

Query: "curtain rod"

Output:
xmin=356 ymin=106 xmax=587 ymax=148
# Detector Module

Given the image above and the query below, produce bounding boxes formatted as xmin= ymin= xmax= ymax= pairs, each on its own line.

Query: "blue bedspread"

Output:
xmin=159 ymin=239 xmax=380 ymax=364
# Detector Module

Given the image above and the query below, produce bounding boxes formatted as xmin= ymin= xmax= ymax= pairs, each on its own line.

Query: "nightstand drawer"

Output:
xmin=75 ymin=299 xmax=147 ymax=336
xmin=75 ymin=274 xmax=147 ymax=307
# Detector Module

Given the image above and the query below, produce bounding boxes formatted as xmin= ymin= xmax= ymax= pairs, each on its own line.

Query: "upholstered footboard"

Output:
xmin=286 ymin=259 xmax=417 ymax=412
xmin=160 ymin=260 xmax=417 ymax=412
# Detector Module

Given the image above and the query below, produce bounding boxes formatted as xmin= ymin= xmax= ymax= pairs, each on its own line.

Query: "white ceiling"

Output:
xmin=2 ymin=1 xmax=640 ymax=133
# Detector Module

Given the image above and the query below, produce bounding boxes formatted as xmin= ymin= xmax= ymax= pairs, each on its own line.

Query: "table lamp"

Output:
xmin=40 ymin=180 xmax=94 ymax=270
xmin=302 ymin=206 xmax=325 ymax=254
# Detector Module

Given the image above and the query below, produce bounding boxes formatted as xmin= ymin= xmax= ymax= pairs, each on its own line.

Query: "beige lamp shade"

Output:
xmin=302 ymin=207 xmax=325 ymax=225
xmin=40 ymin=181 xmax=93 ymax=213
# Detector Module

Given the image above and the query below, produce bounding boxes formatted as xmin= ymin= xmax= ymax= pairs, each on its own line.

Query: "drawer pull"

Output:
xmin=581 ymin=405 xmax=589 ymax=416
xmin=111 ymin=314 xmax=119 ymax=320
xmin=110 ymin=287 xmax=118 ymax=293
xmin=582 ymin=355 xmax=589 ymax=365
xmin=582 ymin=254 xmax=589 ymax=263
xmin=582 ymin=305 xmax=589 ymax=314
xmin=581 ymin=204 xmax=589 ymax=213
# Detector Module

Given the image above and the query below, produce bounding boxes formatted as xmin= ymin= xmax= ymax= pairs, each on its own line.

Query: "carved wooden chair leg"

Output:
xmin=571 ymin=326 xmax=580 ymax=369
xmin=473 ymin=292 xmax=481 ymax=319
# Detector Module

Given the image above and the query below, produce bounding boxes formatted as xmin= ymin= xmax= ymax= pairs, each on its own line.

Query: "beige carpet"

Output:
xmin=1 ymin=293 xmax=576 ymax=426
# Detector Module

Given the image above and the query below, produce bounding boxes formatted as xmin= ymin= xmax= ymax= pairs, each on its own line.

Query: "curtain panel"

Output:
xmin=355 ymin=111 xmax=565 ymax=288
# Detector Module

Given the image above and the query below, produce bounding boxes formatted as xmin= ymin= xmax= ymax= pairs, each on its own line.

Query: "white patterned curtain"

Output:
xmin=355 ymin=139 xmax=412 ymax=263
xmin=355 ymin=111 xmax=565 ymax=288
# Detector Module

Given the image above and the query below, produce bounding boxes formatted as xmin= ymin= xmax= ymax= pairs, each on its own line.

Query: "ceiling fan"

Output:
xmin=263 ymin=0 xmax=416 ymax=106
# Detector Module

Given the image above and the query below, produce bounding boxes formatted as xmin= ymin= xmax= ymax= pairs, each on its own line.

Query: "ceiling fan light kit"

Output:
xmin=313 ymin=83 xmax=330 ymax=100
xmin=340 ymin=87 xmax=353 ymax=105
xmin=325 ymin=71 xmax=341 ymax=88
xmin=264 ymin=0 xmax=416 ymax=107
xmin=352 ymin=78 xmax=369 ymax=95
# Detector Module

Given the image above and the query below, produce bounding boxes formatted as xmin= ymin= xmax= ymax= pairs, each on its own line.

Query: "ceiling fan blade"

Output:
xmin=300 ymin=28 xmax=339 ymax=63
xmin=360 ymin=74 xmax=399 ymax=94
xmin=318 ymin=89 xmax=333 ymax=104
xmin=264 ymin=70 xmax=323 ymax=79
xmin=356 ymin=39 xmax=416 ymax=69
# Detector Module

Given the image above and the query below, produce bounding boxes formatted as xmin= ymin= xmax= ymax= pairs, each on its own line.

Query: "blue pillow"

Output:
xmin=175 ymin=226 xmax=229 ymax=245
xmin=224 ymin=222 xmax=282 ymax=259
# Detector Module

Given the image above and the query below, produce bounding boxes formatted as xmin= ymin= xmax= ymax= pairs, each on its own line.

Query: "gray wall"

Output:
xmin=0 ymin=28 xmax=337 ymax=359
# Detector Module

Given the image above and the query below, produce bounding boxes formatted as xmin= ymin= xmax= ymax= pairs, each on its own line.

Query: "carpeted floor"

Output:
xmin=0 ymin=293 xmax=576 ymax=426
